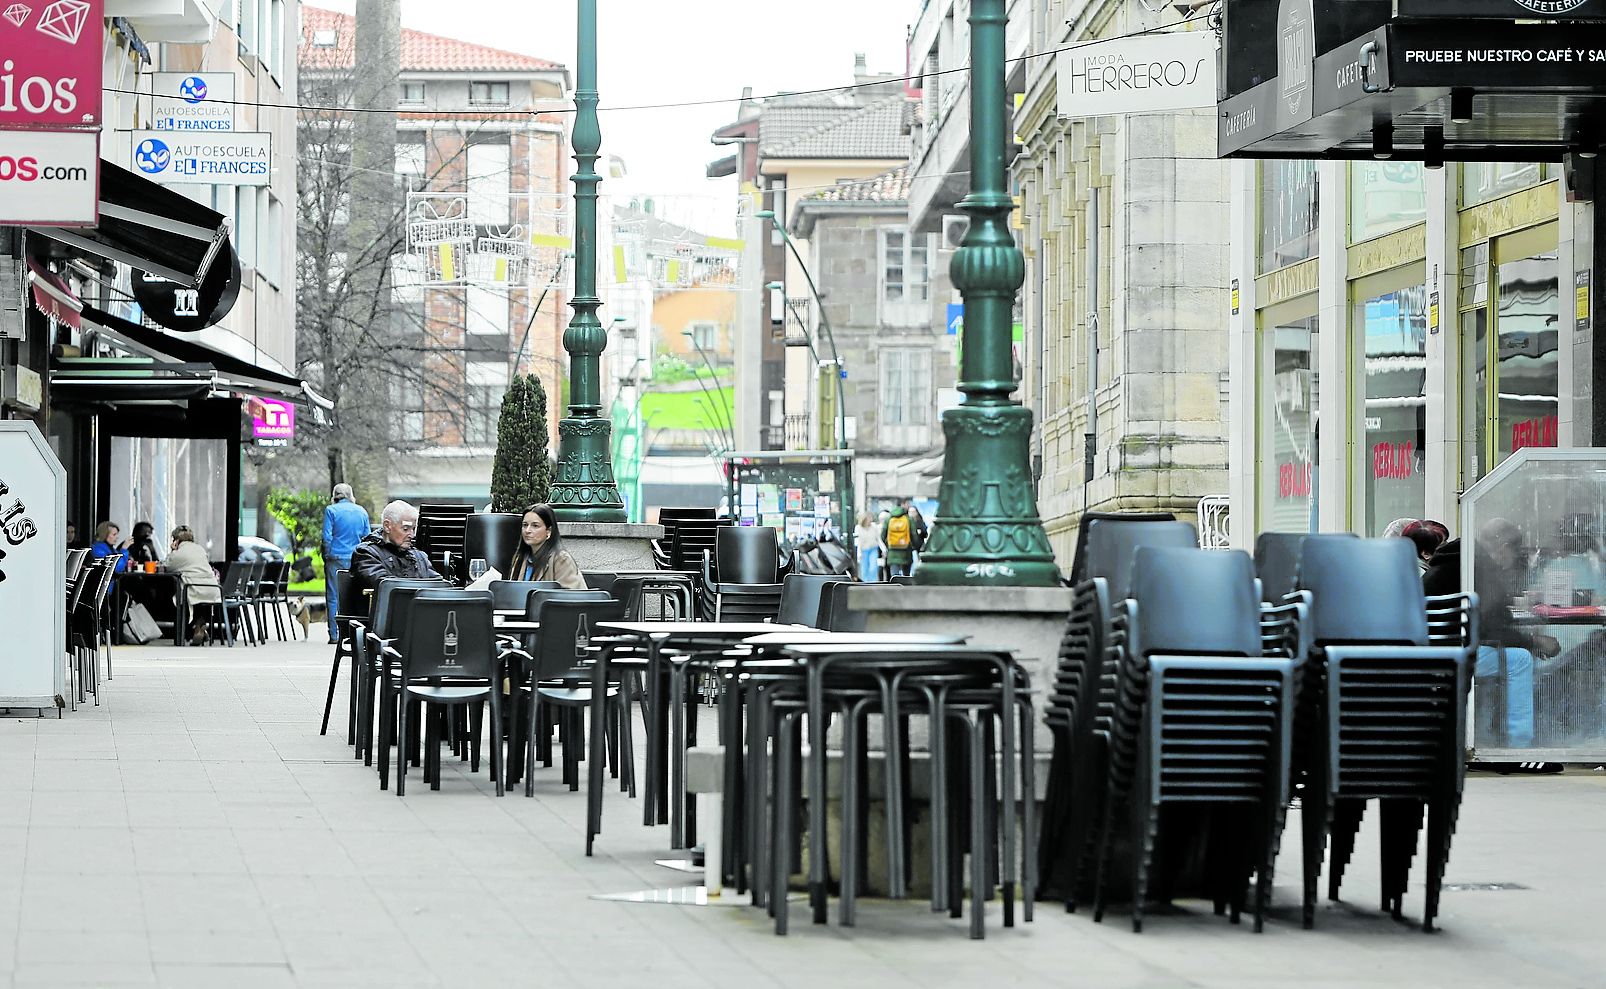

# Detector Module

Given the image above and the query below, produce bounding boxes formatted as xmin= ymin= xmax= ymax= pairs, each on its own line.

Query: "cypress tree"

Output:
xmin=490 ymin=374 xmax=552 ymax=512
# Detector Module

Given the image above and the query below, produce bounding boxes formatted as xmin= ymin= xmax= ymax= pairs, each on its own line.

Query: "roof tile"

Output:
xmin=301 ymin=6 xmax=564 ymax=74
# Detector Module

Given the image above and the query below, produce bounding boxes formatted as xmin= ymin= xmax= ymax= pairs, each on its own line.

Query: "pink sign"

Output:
xmin=0 ymin=0 xmax=103 ymax=128
xmin=249 ymin=397 xmax=295 ymax=441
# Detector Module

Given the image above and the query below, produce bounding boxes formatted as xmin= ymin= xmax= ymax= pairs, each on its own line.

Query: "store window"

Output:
xmin=1355 ymin=278 xmax=1428 ymax=535
xmin=1259 ymin=160 xmax=1318 ymax=273
xmin=1350 ymin=161 xmax=1425 ymax=243
xmin=1460 ymin=225 xmax=1560 ymax=483
xmin=1462 ymin=162 xmax=1554 ymax=208
xmin=1260 ymin=310 xmax=1319 ymax=532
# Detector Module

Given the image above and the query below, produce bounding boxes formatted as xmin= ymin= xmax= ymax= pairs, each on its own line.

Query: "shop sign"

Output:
xmin=0 ymin=128 xmax=97 ymax=226
xmin=0 ymin=0 xmax=102 ymax=128
xmin=250 ymin=397 xmax=295 ymax=445
xmin=1313 ymin=28 xmax=1391 ymax=115
xmin=1373 ymin=441 xmax=1417 ymax=481
xmin=1277 ymin=461 xmax=1312 ymax=498
xmin=1276 ymin=0 xmax=1315 ymax=131
xmin=1391 ymin=21 xmax=1606 ymax=87
xmin=131 ymin=240 xmax=241 ymax=332
xmin=1056 ymin=30 xmax=1216 ymax=117
xmin=129 ymin=130 xmax=271 ymax=186
xmin=1576 ymin=271 xmax=1591 ymax=332
xmin=148 ymin=72 xmax=237 ymax=132
xmin=1511 ymin=414 xmax=1559 ymax=452
xmin=0 ymin=421 xmax=65 ymax=708
xmin=1397 ymin=0 xmax=1606 ymax=17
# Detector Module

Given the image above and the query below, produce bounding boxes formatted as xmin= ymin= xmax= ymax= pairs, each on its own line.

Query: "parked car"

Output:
xmin=237 ymin=536 xmax=287 ymax=563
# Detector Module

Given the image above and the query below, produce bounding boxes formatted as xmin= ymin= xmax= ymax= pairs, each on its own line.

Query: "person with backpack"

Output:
xmin=881 ymin=504 xmax=916 ymax=578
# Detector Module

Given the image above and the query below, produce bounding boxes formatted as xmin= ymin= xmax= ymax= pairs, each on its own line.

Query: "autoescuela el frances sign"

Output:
xmin=1058 ymin=30 xmax=1217 ymax=117
xmin=129 ymin=130 xmax=270 ymax=186
xmin=148 ymin=72 xmax=236 ymax=131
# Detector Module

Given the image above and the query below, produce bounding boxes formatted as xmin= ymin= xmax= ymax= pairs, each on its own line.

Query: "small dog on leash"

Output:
xmin=294 ymin=598 xmax=311 ymax=636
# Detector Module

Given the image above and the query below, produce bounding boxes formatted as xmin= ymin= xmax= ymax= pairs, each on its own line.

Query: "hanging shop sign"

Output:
xmin=0 ymin=128 xmax=97 ymax=225
xmin=0 ymin=420 xmax=66 ymax=710
xmin=1396 ymin=0 xmax=1606 ymax=17
xmin=1386 ymin=21 xmax=1606 ymax=87
xmin=129 ymin=130 xmax=271 ymax=186
xmin=148 ymin=72 xmax=237 ymax=132
xmin=249 ymin=397 xmax=296 ymax=446
xmin=0 ymin=0 xmax=102 ymax=128
xmin=131 ymin=238 xmax=241 ymax=331
xmin=1056 ymin=29 xmax=1217 ymax=117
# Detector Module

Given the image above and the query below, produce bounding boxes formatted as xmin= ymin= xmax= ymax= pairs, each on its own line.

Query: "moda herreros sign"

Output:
xmin=0 ymin=421 xmax=66 ymax=710
xmin=1057 ymin=30 xmax=1217 ymax=117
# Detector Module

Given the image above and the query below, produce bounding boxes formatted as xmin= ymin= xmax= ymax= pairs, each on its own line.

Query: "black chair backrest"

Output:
xmin=715 ymin=525 xmax=779 ymax=585
xmin=1070 ymin=511 xmax=1175 ymax=586
xmin=817 ymin=579 xmax=868 ymax=632
xmin=777 ymin=573 xmax=845 ymax=627
xmin=397 ymin=590 xmax=495 ymax=680
xmin=372 ymin=577 xmax=448 ymax=639
xmin=673 ymin=517 xmax=733 ymax=572
xmin=416 ymin=504 xmax=474 ymax=575
xmin=583 ymin=571 xmax=618 ymax=596
xmin=65 ymin=548 xmax=89 ymax=583
xmin=260 ymin=560 xmax=285 ymax=594
xmin=1299 ymin=536 xmax=1429 ymax=646
xmin=524 ymin=587 xmax=613 ymax=621
xmin=220 ymin=562 xmax=252 ymax=598
xmin=333 ymin=568 xmax=364 ymax=619
xmin=465 ymin=513 xmax=523 ymax=575
xmin=1255 ymin=531 xmax=1310 ymax=604
xmin=1130 ymin=547 xmax=1262 ymax=657
xmin=488 ymin=579 xmax=560 ymax=611
xmin=531 ymin=598 xmax=627 ymax=681
xmin=1083 ymin=519 xmax=1198 ymax=602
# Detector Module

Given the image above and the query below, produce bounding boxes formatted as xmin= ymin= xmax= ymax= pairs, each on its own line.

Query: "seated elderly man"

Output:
xmin=349 ymin=500 xmax=440 ymax=601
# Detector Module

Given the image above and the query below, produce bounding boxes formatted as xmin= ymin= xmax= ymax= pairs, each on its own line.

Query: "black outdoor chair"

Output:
xmin=1037 ymin=517 xmax=1198 ymax=907
xmin=464 ymin=513 xmax=523 ymax=582
xmin=487 ymin=579 xmax=560 ymax=612
xmin=379 ymin=589 xmax=503 ymax=796
xmin=1090 ymin=546 xmax=1300 ymax=933
xmin=352 ymin=576 xmax=449 ymax=771
xmin=510 ymin=597 xmax=630 ymax=796
xmin=1294 ymin=536 xmax=1474 ymax=932
xmin=1252 ymin=531 xmax=1357 ymax=605
xmin=702 ymin=526 xmax=784 ymax=621
xmin=656 ymin=509 xmax=728 ymax=571
xmin=321 ymin=569 xmax=362 ymax=739
xmin=416 ymin=504 xmax=473 ymax=578
xmin=776 ymin=573 xmax=845 ymax=628
xmin=813 ymin=579 xmax=870 ymax=632
xmin=195 ymin=562 xmax=257 ymax=647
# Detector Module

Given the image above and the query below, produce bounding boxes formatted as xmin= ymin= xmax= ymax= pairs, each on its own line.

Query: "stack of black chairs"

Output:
xmin=415 ymin=504 xmax=473 ymax=577
xmin=700 ymin=526 xmax=786 ymax=621
xmin=652 ymin=508 xmax=728 ymax=572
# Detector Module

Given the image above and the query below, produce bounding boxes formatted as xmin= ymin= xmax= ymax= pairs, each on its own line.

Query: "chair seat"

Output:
xmin=404 ymin=684 xmax=493 ymax=702
xmin=536 ymin=685 xmax=619 ymax=706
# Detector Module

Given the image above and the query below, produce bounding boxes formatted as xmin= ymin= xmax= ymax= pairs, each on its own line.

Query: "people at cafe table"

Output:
xmin=349 ymin=500 xmax=441 ymax=602
xmin=506 ymin=503 xmax=585 ymax=589
xmin=162 ymin=525 xmax=222 ymax=645
xmin=125 ymin=522 xmax=164 ymax=567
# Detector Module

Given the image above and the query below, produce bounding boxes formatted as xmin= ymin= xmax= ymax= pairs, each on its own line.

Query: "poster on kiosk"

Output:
xmin=0 ymin=421 xmax=66 ymax=712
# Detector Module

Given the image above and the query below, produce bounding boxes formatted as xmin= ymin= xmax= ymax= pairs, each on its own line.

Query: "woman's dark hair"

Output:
xmin=132 ymin=521 xmax=154 ymax=543
xmin=508 ymin=503 xmax=563 ymax=580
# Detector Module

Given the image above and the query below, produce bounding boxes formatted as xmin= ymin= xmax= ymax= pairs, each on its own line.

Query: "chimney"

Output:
xmin=853 ymin=51 xmax=868 ymax=84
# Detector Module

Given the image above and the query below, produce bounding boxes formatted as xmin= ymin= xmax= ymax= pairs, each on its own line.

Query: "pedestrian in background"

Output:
xmin=854 ymin=511 xmax=880 ymax=581
xmin=321 ymin=483 xmax=370 ymax=643
xmin=881 ymin=504 xmax=916 ymax=579
xmin=904 ymin=498 xmax=930 ymax=566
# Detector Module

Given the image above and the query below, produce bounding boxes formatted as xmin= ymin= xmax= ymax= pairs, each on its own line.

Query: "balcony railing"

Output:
xmin=784 ymin=413 xmax=812 ymax=450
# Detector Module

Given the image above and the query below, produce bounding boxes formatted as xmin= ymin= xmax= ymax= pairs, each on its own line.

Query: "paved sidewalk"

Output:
xmin=3 ymin=632 xmax=1606 ymax=988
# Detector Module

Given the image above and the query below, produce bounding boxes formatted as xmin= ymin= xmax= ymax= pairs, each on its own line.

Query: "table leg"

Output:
xmin=586 ymin=648 xmax=609 ymax=855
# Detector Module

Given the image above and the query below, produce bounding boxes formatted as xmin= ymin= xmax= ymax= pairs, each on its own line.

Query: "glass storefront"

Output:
xmin=1261 ymin=311 xmax=1319 ymax=532
xmin=1460 ymin=226 xmax=1559 ymax=483
xmin=1259 ymin=161 xmax=1318 ymax=273
xmin=1355 ymin=279 xmax=1428 ymax=535
xmin=108 ymin=437 xmax=231 ymax=562
xmin=1350 ymin=161 xmax=1425 ymax=243
xmin=1462 ymin=162 xmax=1554 ymax=208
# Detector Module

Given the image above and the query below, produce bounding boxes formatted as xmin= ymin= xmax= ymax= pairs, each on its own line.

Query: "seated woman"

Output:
xmin=126 ymin=521 xmax=163 ymax=567
xmin=162 ymin=525 xmax=222 ymax=644
xmin=506 ymin=503 xmax=585 ymax=590
xmin=90 ymin=521 xmax=130 ymax=573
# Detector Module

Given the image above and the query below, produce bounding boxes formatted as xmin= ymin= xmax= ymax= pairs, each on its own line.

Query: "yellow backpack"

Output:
xmin=887 ymin=515 xmax=912 ymax=550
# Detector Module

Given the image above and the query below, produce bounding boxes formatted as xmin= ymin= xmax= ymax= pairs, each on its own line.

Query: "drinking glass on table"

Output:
xmin=469 ymin=558 xmax=489 ymax=582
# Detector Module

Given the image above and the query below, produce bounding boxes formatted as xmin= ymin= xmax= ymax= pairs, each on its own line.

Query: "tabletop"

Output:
xmin=596 ymin=621 xmax=801 ymax=638
xmin=739 ymin=630 xmax=969 ymax=647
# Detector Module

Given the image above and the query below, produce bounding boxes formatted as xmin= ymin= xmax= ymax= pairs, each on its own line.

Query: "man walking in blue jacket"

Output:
xmin=321 ymin=483 xmax=370 ymax=643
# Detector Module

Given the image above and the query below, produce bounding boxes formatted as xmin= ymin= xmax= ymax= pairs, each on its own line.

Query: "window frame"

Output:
xmin=469 ymin=81 xmax=512 ymax=107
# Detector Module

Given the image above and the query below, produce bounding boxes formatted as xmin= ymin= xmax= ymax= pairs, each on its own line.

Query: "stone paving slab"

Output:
xmin=3 ymin=632 xmax=1606 ymax=987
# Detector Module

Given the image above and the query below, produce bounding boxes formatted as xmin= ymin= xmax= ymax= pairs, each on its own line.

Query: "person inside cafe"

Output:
xmin=349 ymin=500 xmax=440 ymax=597
xmin=90 ymin=522 xmax=130 ymax=572
xmin=162 ymin=525 xmax=221 ymax=645
xmin=321 ymin=482 xmax=371 ymax=644
xmin=1403 ymin=519 xmax=1450 ymax=574
xmin=1530 ymin=513 xmax=1606 ymax=746
xmin=125 ymin=521 xmax=164 ymax=567
xmin=66 ymin=522 xmax=84 ymax=550
xmin=507 ymin=503 xmax=585 ymax=589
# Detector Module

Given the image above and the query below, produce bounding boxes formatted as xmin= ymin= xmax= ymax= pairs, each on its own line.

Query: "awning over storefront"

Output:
xmin=75 ymin=305 xmax=332 ymax=415
xmin=50 ymin=357 xmax=215 ymax=404
xmin=26 ymin=162 xmax=229 ymax=288
xmin=26 ymin=258 xmax=81 ymax=330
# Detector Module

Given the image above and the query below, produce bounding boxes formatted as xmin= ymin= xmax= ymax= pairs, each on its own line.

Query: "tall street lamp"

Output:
xmin=548 ymin=0 xmax=627 ymax=521
xmin=915 ymin=0 xmax=1057 ymax=586
xmin=756 ymin=209 xmax=847 ymax=450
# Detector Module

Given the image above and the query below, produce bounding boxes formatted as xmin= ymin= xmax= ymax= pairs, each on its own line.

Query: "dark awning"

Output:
xmin=77 ymin=304 xmax=332 ymax=415
xmin=27 ymin=162 xmax=229 ymax=288
xmin=50 ymin=356 xmax=215 ymax=404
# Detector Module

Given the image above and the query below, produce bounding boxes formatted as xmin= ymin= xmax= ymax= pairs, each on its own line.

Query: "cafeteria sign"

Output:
xmin=149 ymin=72 xmax=237 ymax=131
xmin=130 ymin=130 xmax=270 ymax=186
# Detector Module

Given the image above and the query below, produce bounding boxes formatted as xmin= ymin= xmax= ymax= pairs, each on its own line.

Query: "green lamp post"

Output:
xmin=548 ymin=0 xmax=627 ymax=521
xmin=915 ymin=0 xmax=1057 ymax=586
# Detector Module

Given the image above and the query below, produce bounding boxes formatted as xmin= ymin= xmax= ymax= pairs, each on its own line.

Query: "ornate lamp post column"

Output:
xmin=549 ymin=0 xmax=627 ymax=521
xmin=915 ymin=0 xmax=1057 ymax=586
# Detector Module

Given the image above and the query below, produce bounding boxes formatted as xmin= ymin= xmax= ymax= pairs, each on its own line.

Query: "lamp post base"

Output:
xmin=549 ymin=415 xmax=628 ymax=523
xmin=914 ymin=404 xmax=1060 ymax=587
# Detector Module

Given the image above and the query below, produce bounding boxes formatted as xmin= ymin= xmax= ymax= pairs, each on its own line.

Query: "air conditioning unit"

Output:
xmin=941 ymin=214 xmax=969 ymax=250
